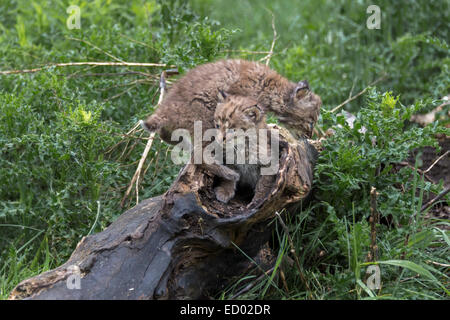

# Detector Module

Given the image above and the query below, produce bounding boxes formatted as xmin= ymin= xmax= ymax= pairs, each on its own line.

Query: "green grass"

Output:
xmin=1 ymin=0 xmax=449 ymax=299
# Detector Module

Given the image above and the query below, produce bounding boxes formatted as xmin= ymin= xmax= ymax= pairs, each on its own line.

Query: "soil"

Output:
xmin=408 ymin=136 xmax=450 ymax=225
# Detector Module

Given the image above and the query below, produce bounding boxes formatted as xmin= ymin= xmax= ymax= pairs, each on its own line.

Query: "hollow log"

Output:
xmin=8 ymin=126 xmax=318 ymax=300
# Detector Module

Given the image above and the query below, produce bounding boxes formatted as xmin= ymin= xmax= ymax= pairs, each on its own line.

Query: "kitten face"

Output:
xmin=214 ymin=94 xmax=265 ymax=143
xmin=290 ymin=81 xmax=322 ymax=111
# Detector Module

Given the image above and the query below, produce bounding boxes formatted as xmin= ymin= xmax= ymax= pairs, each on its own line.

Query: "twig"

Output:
xmin=68 ymin=71 xmax=154 ymax=78
xmin=103 ymin=83 xmax=139 ymax=102
xmin=87 ymin=201 xmax=101 ymax=236
xmin=121 ymin=137 xmax=140 ymax=162
xmin=410 ymin=98 xmax=450 ymax=126
xmin=146 ymin=146 xmax=171 ymax=179
xmin=120 ymin=71 xmax=166 ymax=207
xmin=150 ymin=151 xmax=164 ymax=182
xmin=399 ymin=274 xmax=420 ymax=282
xmin=348 ymin=77 xmax=358 ymax=99
xmin=426 ymin=260 xmax=450 ymax=268
xmin=331 ymin=74 xmax=388 ymax=113
xmin=0 ymin=61 xmax=172 ymax=75
xmin=224 ymin=49 xmax=272 ymax=55
xmin=142 ymin=155 xmax=156 ymax=178
xmin=396 ymin=162 xmax=434 ymax=183
xmin=67 ymin=37 xmax=125 ymax=63
xmin=423 ymin=150 xmax=449 ymax=174
xmin=98 ymin=78 xmax=153 ymax=95
xmin=119 ymin=33 xmax=154 ymax=49
xmin=97 ymin=129 xmax=149 ymax=141
xmin=127 ymin=121 xmax=144 ymax=136
xmin=65 ymin=64 xmax=100 ymax=79
xmin=260 ymin=10 xmax=278 ymax=66
xmin=421 ymin=186 xmax=450 ymax=212
xmin=274 ymin=211 xmax=312 ymax=298
xmin=279 ymin=268 xmax=289 ymax=293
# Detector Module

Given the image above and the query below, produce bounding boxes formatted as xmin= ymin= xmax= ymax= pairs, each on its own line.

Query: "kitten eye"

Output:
xmin=215 ymin=123 xmax=220 ymax=129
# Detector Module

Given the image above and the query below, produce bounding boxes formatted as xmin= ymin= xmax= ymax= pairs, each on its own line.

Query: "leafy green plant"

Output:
xmin=0 ymin=0 xmax=232 ymax=298
xmin=221 ymin=90 xmax=449 ymax=299
xmin=1 ymin=0 xmax=449 ymax=300
xmin=317 ymin=90 xmax=446 ymax=221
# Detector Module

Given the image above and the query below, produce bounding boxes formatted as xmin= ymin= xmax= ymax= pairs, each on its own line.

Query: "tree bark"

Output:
xmin=9 ymin=127 xmax=318 ymax=300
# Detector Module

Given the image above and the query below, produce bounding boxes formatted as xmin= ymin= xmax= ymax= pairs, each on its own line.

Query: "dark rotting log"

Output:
xmin=8 ymin=126 xmax=318 ymax=300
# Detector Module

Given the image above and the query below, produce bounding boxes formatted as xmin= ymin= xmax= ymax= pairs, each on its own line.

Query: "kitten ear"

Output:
xmin=294 ymin=80 xmax=310 ymax=98
xmin=217 ymin=89 xmax=228 ymax=103
xmin=244 ymin=106 xmax=262 ymax=122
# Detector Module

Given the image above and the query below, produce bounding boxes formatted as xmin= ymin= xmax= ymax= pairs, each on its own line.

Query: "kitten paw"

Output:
xmin=222 ymin=167 xmax=240 ymax=182
xmin=214 ymin=183 xmax=236 ymax=203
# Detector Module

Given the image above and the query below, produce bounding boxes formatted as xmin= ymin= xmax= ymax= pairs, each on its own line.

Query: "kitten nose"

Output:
xmin=140 ymin=119 xmax=149 ymax=131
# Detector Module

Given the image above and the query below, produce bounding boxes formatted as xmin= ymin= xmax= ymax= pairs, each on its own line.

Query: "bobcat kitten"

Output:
xmin=212 ymin=92 xmax=275 ymax=203
xmin=142 ymin=59 xmax=321 ymax=142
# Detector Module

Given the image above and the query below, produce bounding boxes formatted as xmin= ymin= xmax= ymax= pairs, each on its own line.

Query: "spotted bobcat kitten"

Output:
xmin=212 ymin=92 xmax=275 ymax=203
xmin=142 ymin=59 xmax=321 ymax=142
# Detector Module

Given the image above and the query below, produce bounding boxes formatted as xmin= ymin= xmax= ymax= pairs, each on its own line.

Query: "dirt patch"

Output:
xmin=409 ymin=137 xmax=450 ymax=187
xmin=408 ymin=136 xmax=450 ymax=226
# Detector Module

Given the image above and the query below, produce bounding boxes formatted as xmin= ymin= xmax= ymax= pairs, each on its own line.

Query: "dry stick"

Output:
xmin=65 ymin=36 xmax=160 ymax=80
xmin=98 ymin=76 xmax=158 ymax=100
xmin=397 ymin=151 xmax=450 ymax=185
xmin=119 ymin=33 xmax=154 ymax=49
xmin=421 ymin=186 xmax=450 ymax=212
xmin=96 ymin=128 xmax=148 ymax=141
xmin=120 ymin=139 xmax=139 ymax=162
xmin=150 ymin=150 xmax=161 ymax=181
xmin=274 ymin=211 xmax=312 ymax=298
xmin=399 ymin=275 xmax=420 ymax=282
xmin=260 ymin=10 xmax=278 ymax=66
xmin=105 ymin=122 xmax=144 ymax=157
xmin=98 ymin=78 xmax=152 ymax=92
xmin=68 ymin=71 xmax=154 ymax=78
xmin=402 ymin=183 xmax=450 ymax=259
xmin=0 ymin=61 xmax=172 ymax=75
xmin=279 ymin=268 xmax=290 ymax=293
xmin=148 ymin=146 xmax=172 ymax=179
xmin=103 ymin=83 xmax=139 ymax=102
xmin=348 ymin=77 xmax=358 ymax=100
xmin=120 ymin=71 xmax=166 ymax=207
xmin=427 ymin=260 xmax=450 ymax=268
xmin=224 ymin=49 xmax=272 ymax=55
xmin=65 ymin=64 xmax=100 ymax=79
xmin=331 ymin=74 xmax=388 ymax=113
xmin=411 ymin=99 xmax=450 ymax=126
xmin=423 ymin=150 xmax=449 ymax=174
xmin=396 ymin=162 xmax=434 ymax=183
xmin=127 ymin=121 xmax=143 ymax=136
xmin=142 ymin=156 xmax=156 ymax=179
xmin=67 ymin=37 xmax=125 ymax=63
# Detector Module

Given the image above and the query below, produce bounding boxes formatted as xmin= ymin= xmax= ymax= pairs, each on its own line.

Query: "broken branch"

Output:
xmin=0 ymin=61 xmax=173 ymax=75
xmin=331 ymin=74 xmax=388 ymax=113
xmin=120 ymin=71 xmax=166 ymax=207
